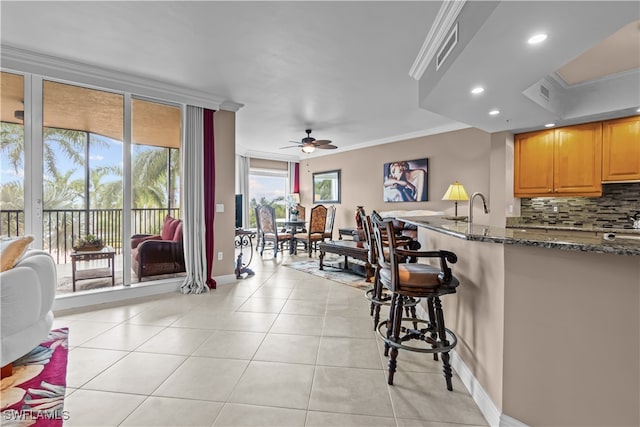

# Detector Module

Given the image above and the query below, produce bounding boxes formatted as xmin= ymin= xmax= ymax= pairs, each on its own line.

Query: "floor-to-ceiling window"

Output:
xmin=1 ymin=69 xmax=183 ymax=294
xmin=130 ymin=98 xmax=182 ymax=283
xmin=0 ymin=72 xmax=25 ymax=238
xmin=247 ymin=159 xmax=289 ymax=227
xmin=42 ymin=80 xmax=124 ymax=292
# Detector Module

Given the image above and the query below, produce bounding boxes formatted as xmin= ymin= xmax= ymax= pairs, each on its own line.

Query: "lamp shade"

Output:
xmin=442 ymin=181 xmax=469 ymax=201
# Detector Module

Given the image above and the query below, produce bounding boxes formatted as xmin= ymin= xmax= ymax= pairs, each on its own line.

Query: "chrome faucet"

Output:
xmin=468 ymin=192 xmax=490 ymax=225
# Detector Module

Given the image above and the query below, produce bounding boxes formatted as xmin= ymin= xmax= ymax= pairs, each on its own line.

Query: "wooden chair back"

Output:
xmin=308 ymin=205 xmax=328 ymax=234
xmin=256 ymin=205 xmax=276 ymax=234
xmin=324 ymin=205 xmax=336 ymax=239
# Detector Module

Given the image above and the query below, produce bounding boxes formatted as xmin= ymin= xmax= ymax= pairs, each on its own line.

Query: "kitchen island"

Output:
xmin=398 ymin=216 xmax=639 ymax=427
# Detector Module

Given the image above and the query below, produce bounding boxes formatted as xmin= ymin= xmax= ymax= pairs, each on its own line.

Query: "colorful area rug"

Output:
xmin=285 ymin=255 xmax=371 ymax=290
xmin=1 ymin=328 xmax=69 ymax=426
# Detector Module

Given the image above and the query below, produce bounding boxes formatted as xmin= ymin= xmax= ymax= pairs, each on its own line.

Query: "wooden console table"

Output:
xmin=318 ymin=240 xmax=373 ymax=282
xmin=70 ymin=247 xmax=115 ymax=292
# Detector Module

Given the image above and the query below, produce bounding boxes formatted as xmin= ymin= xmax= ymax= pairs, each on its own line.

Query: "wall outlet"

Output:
xmin=553 ymin=206 xmax=558 ymax=212
xmin=216 ymin=204 xmax=224 ymax=213
xmin=217 ymin=252 xmax=223 ymax=260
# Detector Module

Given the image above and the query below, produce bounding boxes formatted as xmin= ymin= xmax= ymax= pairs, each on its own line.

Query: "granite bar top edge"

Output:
xmin=398 ymin=216 xmax=640 ymax=256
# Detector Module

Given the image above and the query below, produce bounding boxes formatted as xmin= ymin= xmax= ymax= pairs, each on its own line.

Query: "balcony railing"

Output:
xmin=0 ymin=208 xmax=179 ymax=264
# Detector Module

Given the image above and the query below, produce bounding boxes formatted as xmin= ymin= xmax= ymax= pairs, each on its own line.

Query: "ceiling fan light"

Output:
xmin=301 ymin=145 xmax=316 ymax=153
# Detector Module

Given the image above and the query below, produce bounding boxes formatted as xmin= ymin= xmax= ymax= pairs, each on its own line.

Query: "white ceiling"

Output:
xmin=1 ymin=1 xmax=639 ymax=161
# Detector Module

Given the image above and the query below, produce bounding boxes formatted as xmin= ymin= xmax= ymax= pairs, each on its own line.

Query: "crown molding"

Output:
xmin=1 ymin=45 xmax=243 ymax=111
xmin=409 ymin=0 xmax=466 ymax=80
xmin=220 ymin=100 xmax=244 ymax=112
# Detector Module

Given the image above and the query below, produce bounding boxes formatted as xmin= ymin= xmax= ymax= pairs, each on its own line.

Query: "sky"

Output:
xmin=1 ymin=127 xmax=288 ymax=207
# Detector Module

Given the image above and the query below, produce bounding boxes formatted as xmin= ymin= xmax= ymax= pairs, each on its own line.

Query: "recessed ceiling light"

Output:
xmin=471 ymin=86 xmax=484 ymax=95
xmin=528 ymin=33 xmax=548 ymax=45
xmin=545 ymin=123 xmax=555 ymax=128
xmin=489 ymin=110 xmax=500 ymax=116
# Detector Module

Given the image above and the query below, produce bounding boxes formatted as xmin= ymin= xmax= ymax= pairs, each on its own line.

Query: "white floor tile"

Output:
xmin=57 ymin=252 xmax=488 ymax=426
xmin=213 ymin=403 xmax=307 ymax=426
xmin=121 ymin=396 xmax=223 ymax=426
xmin=83 ymin=352 xmax=186 ymax=394
xmin=228 ymin=361 xmax=314 ymax=410
xmin=153 ymin=356 xmax=248 ymax=401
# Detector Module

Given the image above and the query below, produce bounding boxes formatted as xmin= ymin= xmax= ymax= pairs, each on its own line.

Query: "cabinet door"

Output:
xmin=554 ymin=122 xmax=602 ymax=196
xmin=514 ymin=130 xmax=554 ymax=197
xmin=602 ymin=115 xmax=640 ymax=182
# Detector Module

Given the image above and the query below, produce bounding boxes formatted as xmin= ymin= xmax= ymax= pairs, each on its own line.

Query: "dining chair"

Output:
xmin=324 ymin=205 xmax=336 ymax=241
xmin=255 ymin=205 xmax=292 ymax=257
xmin=293 ymin=204 xmax=327 ymax=256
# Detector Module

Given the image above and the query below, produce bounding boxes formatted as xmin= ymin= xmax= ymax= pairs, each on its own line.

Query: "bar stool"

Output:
xmin=371 ymin=216 xmax=460 ymax=391
xmin=358 ymin=209 xmax=420 ymax=330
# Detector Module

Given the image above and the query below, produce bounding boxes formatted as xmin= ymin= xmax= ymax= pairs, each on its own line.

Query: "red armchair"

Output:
xmin=131 ymin=215 xmax=185 ymax=280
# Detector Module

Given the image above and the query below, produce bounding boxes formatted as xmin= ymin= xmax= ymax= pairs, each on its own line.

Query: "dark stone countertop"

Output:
xmin=398 ymin=216 xmax=640 ymax=256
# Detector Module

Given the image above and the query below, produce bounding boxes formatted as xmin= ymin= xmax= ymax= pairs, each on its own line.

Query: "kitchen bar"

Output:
xmin=398 ymin=215 xmax=639 ymax=426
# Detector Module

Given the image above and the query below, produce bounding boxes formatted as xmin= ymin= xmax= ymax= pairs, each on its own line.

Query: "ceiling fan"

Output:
xmin=281 ymin=129 xmax=337 ymax=153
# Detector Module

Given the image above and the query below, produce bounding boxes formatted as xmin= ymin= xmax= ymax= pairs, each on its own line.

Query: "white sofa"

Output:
xmin=1 ymin=250 xmax=56 ymax=366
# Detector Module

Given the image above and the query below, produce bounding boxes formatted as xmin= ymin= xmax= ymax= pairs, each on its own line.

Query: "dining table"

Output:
xmin=275 ymin=218 xmax=307 ymax=254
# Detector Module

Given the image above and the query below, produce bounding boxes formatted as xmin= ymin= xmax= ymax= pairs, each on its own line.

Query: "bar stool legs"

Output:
xmin=380 ymin=294 xmax=457 ymax=391
xmin=434 ymin=296 xmax=453 ymax=391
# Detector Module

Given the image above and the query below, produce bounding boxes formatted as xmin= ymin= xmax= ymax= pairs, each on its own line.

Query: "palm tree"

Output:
xmin=132 ymin=145 xmax=179 ymax=209
xmin=1 ymin=123 xmax=86 ymax=178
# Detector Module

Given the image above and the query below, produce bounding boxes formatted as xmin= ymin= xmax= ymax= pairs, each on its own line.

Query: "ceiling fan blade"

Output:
xmin=280 ymin=145 xmax=301 ymax=149
xmin=316 ymin=144 xmax=338 ymax=149
xmin=288 ymin=140 xmax=302 ymax=144
xmin=313 ymin=139 xmax=333 ymax=145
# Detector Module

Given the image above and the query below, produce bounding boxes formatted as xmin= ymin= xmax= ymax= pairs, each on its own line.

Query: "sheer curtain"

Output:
xmin=236 ymin=154 xmax=250 ymax=228
xmin=180 ymin=105 xmax=209 ymax=294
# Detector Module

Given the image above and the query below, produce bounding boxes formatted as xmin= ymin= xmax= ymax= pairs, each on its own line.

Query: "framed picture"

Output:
xmin=383 ymin=158 xmax=428 ymax=202
xmin=313 ymin=170 xmax=341 ymax=204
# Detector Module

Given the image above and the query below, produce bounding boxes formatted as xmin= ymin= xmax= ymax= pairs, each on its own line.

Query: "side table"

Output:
xmin=235 ymin=228 xmax=256 ymax=279
xmin=70 ymin=247 xmax=115 ymax=292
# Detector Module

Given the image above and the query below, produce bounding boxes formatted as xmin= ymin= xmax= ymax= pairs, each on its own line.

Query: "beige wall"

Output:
xmin=503 ymin=246 xmax=640 ymax=426
xmin=300 ymin=127 xmax=493 ymax=232
xmin=419 ymin=230 xmax=506 ymax=413
xmin=213 ymin=110 xmax=236 ymax=276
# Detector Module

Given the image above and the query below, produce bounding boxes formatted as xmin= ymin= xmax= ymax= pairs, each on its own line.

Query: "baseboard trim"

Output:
xmin=414 ymin=305 xmax=528 ymax=427
xmin=53 ymin=278 xmax=182 ymax=311
xmin=53 ymin=273 xmax=239 ymax=312
xmin=499 ymin=414 xmax=529 ymax=427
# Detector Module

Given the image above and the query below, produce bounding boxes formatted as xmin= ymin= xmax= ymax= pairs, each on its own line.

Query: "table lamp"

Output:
xmin=442 ymin=181 xmax=469 ymax=218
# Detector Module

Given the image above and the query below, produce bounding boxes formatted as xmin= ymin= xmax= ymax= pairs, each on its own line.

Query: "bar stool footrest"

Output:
xmin=377 ymin=317 xmax=457 ymax=354
xmin=365 ymin=288 xmax=419 ymax=307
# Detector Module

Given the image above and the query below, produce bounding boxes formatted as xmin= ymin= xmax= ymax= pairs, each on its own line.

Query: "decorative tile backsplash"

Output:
xmin=511 ymin=182 xmax=640 ymax=229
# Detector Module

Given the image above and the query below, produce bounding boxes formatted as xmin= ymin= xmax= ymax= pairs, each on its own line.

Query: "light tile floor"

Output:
xmin=55 ymin=249 xmax=489 ymax=427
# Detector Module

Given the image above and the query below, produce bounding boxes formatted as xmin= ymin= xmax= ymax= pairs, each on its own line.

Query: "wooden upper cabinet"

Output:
xmin=602 ymin=115 xmax=640 ymax=182
xmin=514 ymin=122 xmax=602 ymax=197
xmin=554 ymin=122 xmax=602 ymax=196
xmin=514 ymin=130 xmax=554 ymax=196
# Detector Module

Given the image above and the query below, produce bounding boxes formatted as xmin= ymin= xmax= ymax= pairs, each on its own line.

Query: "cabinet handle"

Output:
xmin=548 ymin=189 xmax=552 ymax=193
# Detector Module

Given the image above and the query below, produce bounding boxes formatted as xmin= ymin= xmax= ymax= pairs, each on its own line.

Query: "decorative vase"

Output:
xmin=291 ymin=214 xmax=298 ymax=221
xmin=355 ymin=206 xmax=364 ymax=229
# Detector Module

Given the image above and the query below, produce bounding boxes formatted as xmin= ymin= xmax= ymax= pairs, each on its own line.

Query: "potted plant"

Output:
xmin=73 ymin=234 xmax=104 ymax=252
